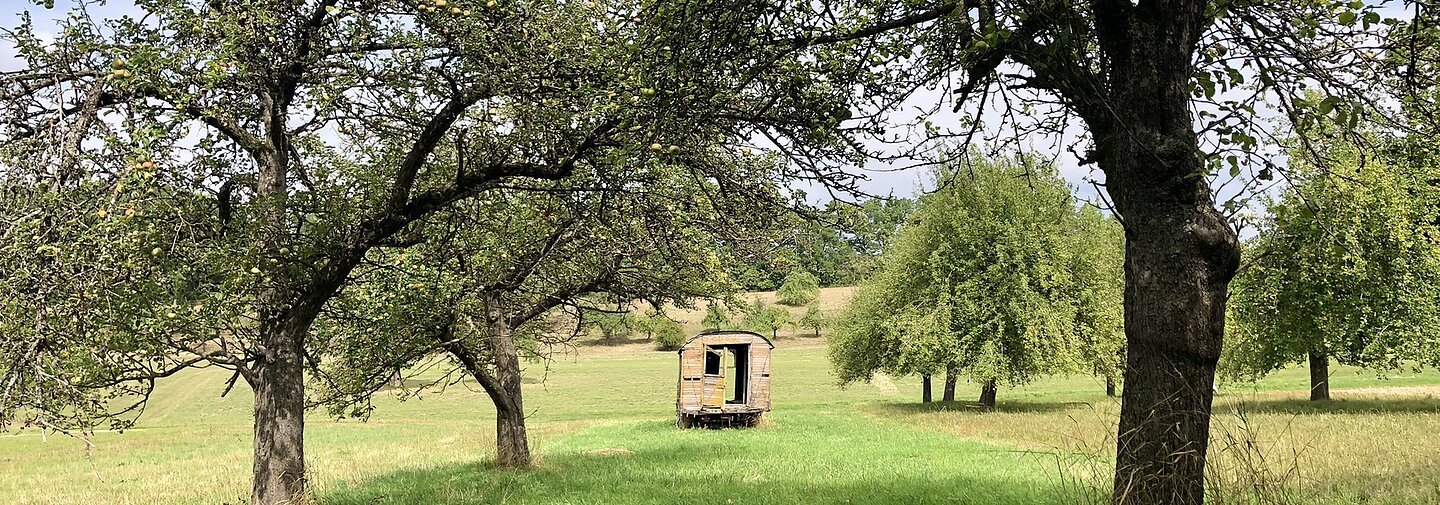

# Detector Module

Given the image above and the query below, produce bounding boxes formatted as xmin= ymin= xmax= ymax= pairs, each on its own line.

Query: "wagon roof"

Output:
xmin=678 ymin=329 xmax=775 ymax=351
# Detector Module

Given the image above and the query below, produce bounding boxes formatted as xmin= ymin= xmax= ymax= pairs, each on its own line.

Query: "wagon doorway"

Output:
xmin=703 ymin=344 xmax=750 ymax=405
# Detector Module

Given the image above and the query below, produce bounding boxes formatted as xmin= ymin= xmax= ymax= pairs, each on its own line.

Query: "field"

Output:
xmin=3 ymin=288 xmax=1440 ymax=505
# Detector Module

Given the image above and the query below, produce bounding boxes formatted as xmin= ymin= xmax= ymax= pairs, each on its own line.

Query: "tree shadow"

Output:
xmin=319 ymin=418 xmax=1078 ymax=505
xmin=1217 ymin=396 xmax=1440 ymax=415
xmin=575 ymin=335 xmax=656 ymax=347
xmin=375 ymin=378 xmax=443 ymax=392
xmin=876 ymin=400 xmax=1093 ymax=415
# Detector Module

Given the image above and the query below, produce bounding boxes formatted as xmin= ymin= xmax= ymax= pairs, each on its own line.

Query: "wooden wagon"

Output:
xmin=675 ymin=330 xmax=774 ymax=428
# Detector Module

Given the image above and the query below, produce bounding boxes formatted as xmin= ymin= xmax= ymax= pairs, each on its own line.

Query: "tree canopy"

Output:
xmin=4 ymin=0 xmax=1437 ymax=502
xmin=0 ymin=0 xmax=862 ymax=501
xmin=307 ymin=153 xmax=772 ymax=465
xmin=776 ymin=270 xmax=821 ymax=306
xmin=1225 ymin=134 xmax=1440 ymax=399
xmin=829 ymin=156 xmax=1124 ymax=407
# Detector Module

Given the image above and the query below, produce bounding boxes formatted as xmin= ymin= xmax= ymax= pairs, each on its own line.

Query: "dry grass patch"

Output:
xmin=866 ymin=388 xmax=1440 ymax=504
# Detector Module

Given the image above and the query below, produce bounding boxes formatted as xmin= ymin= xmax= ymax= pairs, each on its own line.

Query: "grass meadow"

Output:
xmin=3 ymin=288 xmax=1440 ymax=504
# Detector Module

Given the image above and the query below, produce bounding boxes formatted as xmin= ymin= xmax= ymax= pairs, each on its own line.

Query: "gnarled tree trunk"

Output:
xmin=251 ymin=320 xmax=307 ymax=505
xmin=943 ymin=368 xmax=957 ymax=402
xmin=978 ymin=379 xmax=997 ymax=409
xmin=1309 ymin=351 xmax=1330 ymax=401
xmin=489 ymin=308 xmax=531 ymax=468
xmin=1108 ymin=201 xmax=1235 ymax=505
xmin=1087 ymin=7 xmax=1240 ymax=503
xmin=1099 ymin=130 xmax=1240 ymax=505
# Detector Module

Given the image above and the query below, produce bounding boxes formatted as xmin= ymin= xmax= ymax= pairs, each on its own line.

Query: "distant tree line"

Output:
xmin=728 ymin=198 xmax=914 ymax=290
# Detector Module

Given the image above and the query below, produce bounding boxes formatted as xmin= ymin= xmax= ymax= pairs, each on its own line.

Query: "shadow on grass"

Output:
xmin=320 ymin=416 xmax=1077 ymax=505
xmin=876 ymin=400 xmax=1093 ymax=415
xmin=575 ymin=335 xmax=657 ymax=347
xmin=1218 ymin=396 xmax=1440 ymax=415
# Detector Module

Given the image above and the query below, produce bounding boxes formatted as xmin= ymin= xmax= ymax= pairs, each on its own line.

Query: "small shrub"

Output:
xmin=653 ymin=317 xmax=687 ymax=351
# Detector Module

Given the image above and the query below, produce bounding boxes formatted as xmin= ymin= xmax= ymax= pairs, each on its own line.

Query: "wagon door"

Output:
xmin=701 ymin=347 xmax=725 ymax=408
xmin=749 ymin=345 xmax=772 ymax=410
xmin=678 ymin=345 xmax=705 ymax=411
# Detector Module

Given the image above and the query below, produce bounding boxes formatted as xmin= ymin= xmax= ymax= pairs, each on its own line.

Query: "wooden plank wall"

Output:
xmin=678 ymin=346 xmax=704 ymax=410
xmin=748 ymin=343 xmax=772 ymax=410
xmin=701 ymin=376 xmax=725 ymax=407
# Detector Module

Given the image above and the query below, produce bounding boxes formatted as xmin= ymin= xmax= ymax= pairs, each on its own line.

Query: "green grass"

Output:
xmin=3 ymin=292 xmax=1440 ymax=504
xmin=324 ymin=414 xmax=1065 ymax=505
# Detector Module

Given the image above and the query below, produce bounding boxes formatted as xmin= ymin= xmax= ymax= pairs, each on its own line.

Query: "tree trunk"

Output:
xmin=921 ymin=374 xmax=932 ymax=403
xmin=1101 ymin=142 xmax=1240 ymax=505
xmin=1309 ymin=351 xmax=1330 ymax=401
xmin=942 ymin=368 xmax=957 ymax=402
xmin=1106 ymin=376 xmax=1117 ymax=397
xmin=978 ymin=379 xmax=997 ymax=409
xmin=1103 ymin=169 xmax=1238 ymax=504
xmin=496 ymin=402 xmax=530 ymax=467
xmin=488 ymin=303 xmax=532 ymax=468
xmin=251 ymin=319 xmax=308 ymax=505
xmin=1083 ymin=8 xmax=1241 ymax=500
xmin=250 ymin=106 xmax=309 ymax=505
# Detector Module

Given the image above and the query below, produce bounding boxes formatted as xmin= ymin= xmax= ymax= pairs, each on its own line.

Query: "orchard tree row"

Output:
xmin=833 ymin=138 xmax=1440 ymax=407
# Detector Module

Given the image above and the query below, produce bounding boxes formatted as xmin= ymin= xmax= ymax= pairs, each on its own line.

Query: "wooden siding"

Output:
xmin=748 ymin=345 xmax=772 ymax=410
xmin=677 ymin=331 xmax=774 ymax=415
xmin=701 ymin=376 xmax=725 ymax=408
xmin=680 ymin=346 xmax=704 ymax=378
xmin=677 ymin=346 xmax=704 ymax=411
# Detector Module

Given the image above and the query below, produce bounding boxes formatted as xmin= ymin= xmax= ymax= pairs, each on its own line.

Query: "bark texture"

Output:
xmin=921 ymin=374 xmax=932 ymax=403
xmin=251 ymin=322 xmax=307 ymax=505
xmin=489 ymin=306 xmax=532 ymax=468
xmin=1102 ymin=141 xmax=1239 ymax=504
xmin=1085 ymin=5 xmax=1239 ymax=504
xmin=250 ymin=108 xmax=309 ymax=505
xmin=1309 ymin=351 xmax=1330 ymax=402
